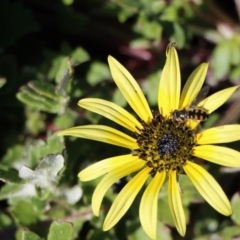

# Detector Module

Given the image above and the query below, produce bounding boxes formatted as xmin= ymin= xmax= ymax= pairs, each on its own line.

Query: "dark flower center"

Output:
xmin=157 ymin=133 xmax=180 ymax=157
xmin=133 ymin=111 xmax=197 ymax=177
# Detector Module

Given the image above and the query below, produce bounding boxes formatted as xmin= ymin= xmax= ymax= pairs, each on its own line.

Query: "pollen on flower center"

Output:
xmin=157 ymin=133 xmax=180 ymax=156
xmin=133 ymin=111 xmax=197 ymax=177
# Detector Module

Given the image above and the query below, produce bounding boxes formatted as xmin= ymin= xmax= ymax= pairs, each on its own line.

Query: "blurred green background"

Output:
xmin=1 ymin=0 xmax=240 ymax=239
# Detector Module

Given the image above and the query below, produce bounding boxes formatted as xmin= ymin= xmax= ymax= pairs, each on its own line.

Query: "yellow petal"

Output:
xmin=78 ymin=154 xmax=141 ymax=181
xmin=179 ymin=63 xmax=209 ymax=109
xmin=184 ymin=161 xmax=232 ymax=216
xmin=197 ymin=125 xmax=240 ymax=144
xmin=168 ymin=170 xmax=186 ymax=236
xmin=198 ymin=86 xmax=239 ymax=114
xmin=79 ymin=98 xmax=142 ymax=132
xmin=108 ymin=56 xmax=153 ymax=122
xmin=58 ymin=125 xmax=138 ymax=149
xmin=92 ymin=159 xmax=144 ymax=216
xmin=193 ymin=145 xmax=240 ymax=167
xmin=158 ymin=43 xmax=180 ymax=116
xmin=103 ymin=167 xmax=149 ymax=231
xmin=139 ymin=171 xmax=166 ymax=240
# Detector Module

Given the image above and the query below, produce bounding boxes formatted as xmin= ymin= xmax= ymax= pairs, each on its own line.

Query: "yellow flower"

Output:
xmin=58 ymin=43 xmax=240 ymax=239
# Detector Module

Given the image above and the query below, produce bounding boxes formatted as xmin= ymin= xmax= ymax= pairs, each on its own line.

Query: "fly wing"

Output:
xmin=190 ymin=86 xmax=210 ymax=107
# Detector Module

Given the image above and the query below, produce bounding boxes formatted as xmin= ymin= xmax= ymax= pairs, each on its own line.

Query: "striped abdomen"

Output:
xmin=188 ymin=109 xmax=208 ymax=121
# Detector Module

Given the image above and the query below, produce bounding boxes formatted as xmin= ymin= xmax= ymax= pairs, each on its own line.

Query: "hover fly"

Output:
xmin=173 ymin=86 xmax=210 ymax=122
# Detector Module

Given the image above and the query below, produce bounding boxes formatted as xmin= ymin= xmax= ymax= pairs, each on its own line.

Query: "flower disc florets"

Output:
xmin=133 ymin=111 xmax=197 ymax=177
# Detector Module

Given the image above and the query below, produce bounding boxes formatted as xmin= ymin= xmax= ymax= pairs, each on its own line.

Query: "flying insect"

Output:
xmin=173 ymin=86 xmax=210 ymax=122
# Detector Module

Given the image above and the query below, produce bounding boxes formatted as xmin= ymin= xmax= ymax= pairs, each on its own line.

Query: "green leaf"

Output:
xmin=56 ymin=69 xmax=72 ymax=96
xmin=11 ymin=200 xmax=43 ymax=226
xmin=231 ymin=192 xmax=240 ymax=225
xmin=129 ymin=220 xmax=171 ymax=240
xmin=47 ymin=221 xmax=73 ymax=240
xmin=144 ymin=72 xmax=160 ymax=106
xmin=0 ymin=77 xmax=6 ymax=88
xmin=87 ymin=227 xmax=113 ymax=240
xmin=112 ymin=88 xmax=127 ymax=107
xmin=0 ymin=183 xmax=22 ymax=200
xmin=71 ymin=47 xmax=90 ymax=66
xmin=16 ymin=228 xmax=43 ymax=240
xmin=230 ymin=38 xmax=240 ymax=65
xmin=178 ymin=174 xmax=203 ymax=206
xmin=87 ymin=61 xmax=110 ymax=85
xmin=1 ymin=145 xmax=24 ymax=166
xmin=45 ymin=205 xmax=69 ymax=219
xmin=0 ymin=165 xmax=23 ymax=183
xmin=157 ymin=198 xmax=173 ymax=226
xmin=161 ymin=4 xmax=178 ymax=21
xmin=45 ymin=135 xmax=65 ymax=155
xmin=20 ymin=229 xmax=43 ymax=240
xmin=47 ymin=46 xmax=88 ymax=84
xmin=16 ymin=91 xmax=58 ymax=113
xmin=204 ymin=30 xmax=224 ymax=44
xmin=118 ymin=8 xmax=137 ymax=23
xmin=54 ymin=110 xmax=76 ymax=129
xmin=55 ymin=58 xmax=73 ymax=84
xmin=27 ymin=81 xmax=64 ymax=101
xmin=212 ymin=40 xmax=232 ymax=79
xmin=62 ymin=0 xmax=74 ymax=5
xmin=16 ymin=80 xmax=68 ymax=113
xmin=134 ymin=12 xmax=162 ymax=40
xmin=25 ymin=109 xmax=45 ymax=135
xmin=48 ymin=56 xmax=69 ymax=81
xmin=71 ymin=218 xmax=85 ymax=239
xmin=171 ymin=23 xmax=186 ymax=48
xmin=157 ymin=174 xmax=193 ymax=226
xmin=113 ymin=0 xmax=139 ymax=14
xmin=202 ymin=113 xmax=219 ymax=128
xmin=220 ymin=225 xmax=240 ymax=239
xmin=230 ymin=66 xmax=240 ymax=81
xmin=111 ymin=0 xmax=139 ymax=23
xmin=0 ymin=211 xmax=12 ymax=229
